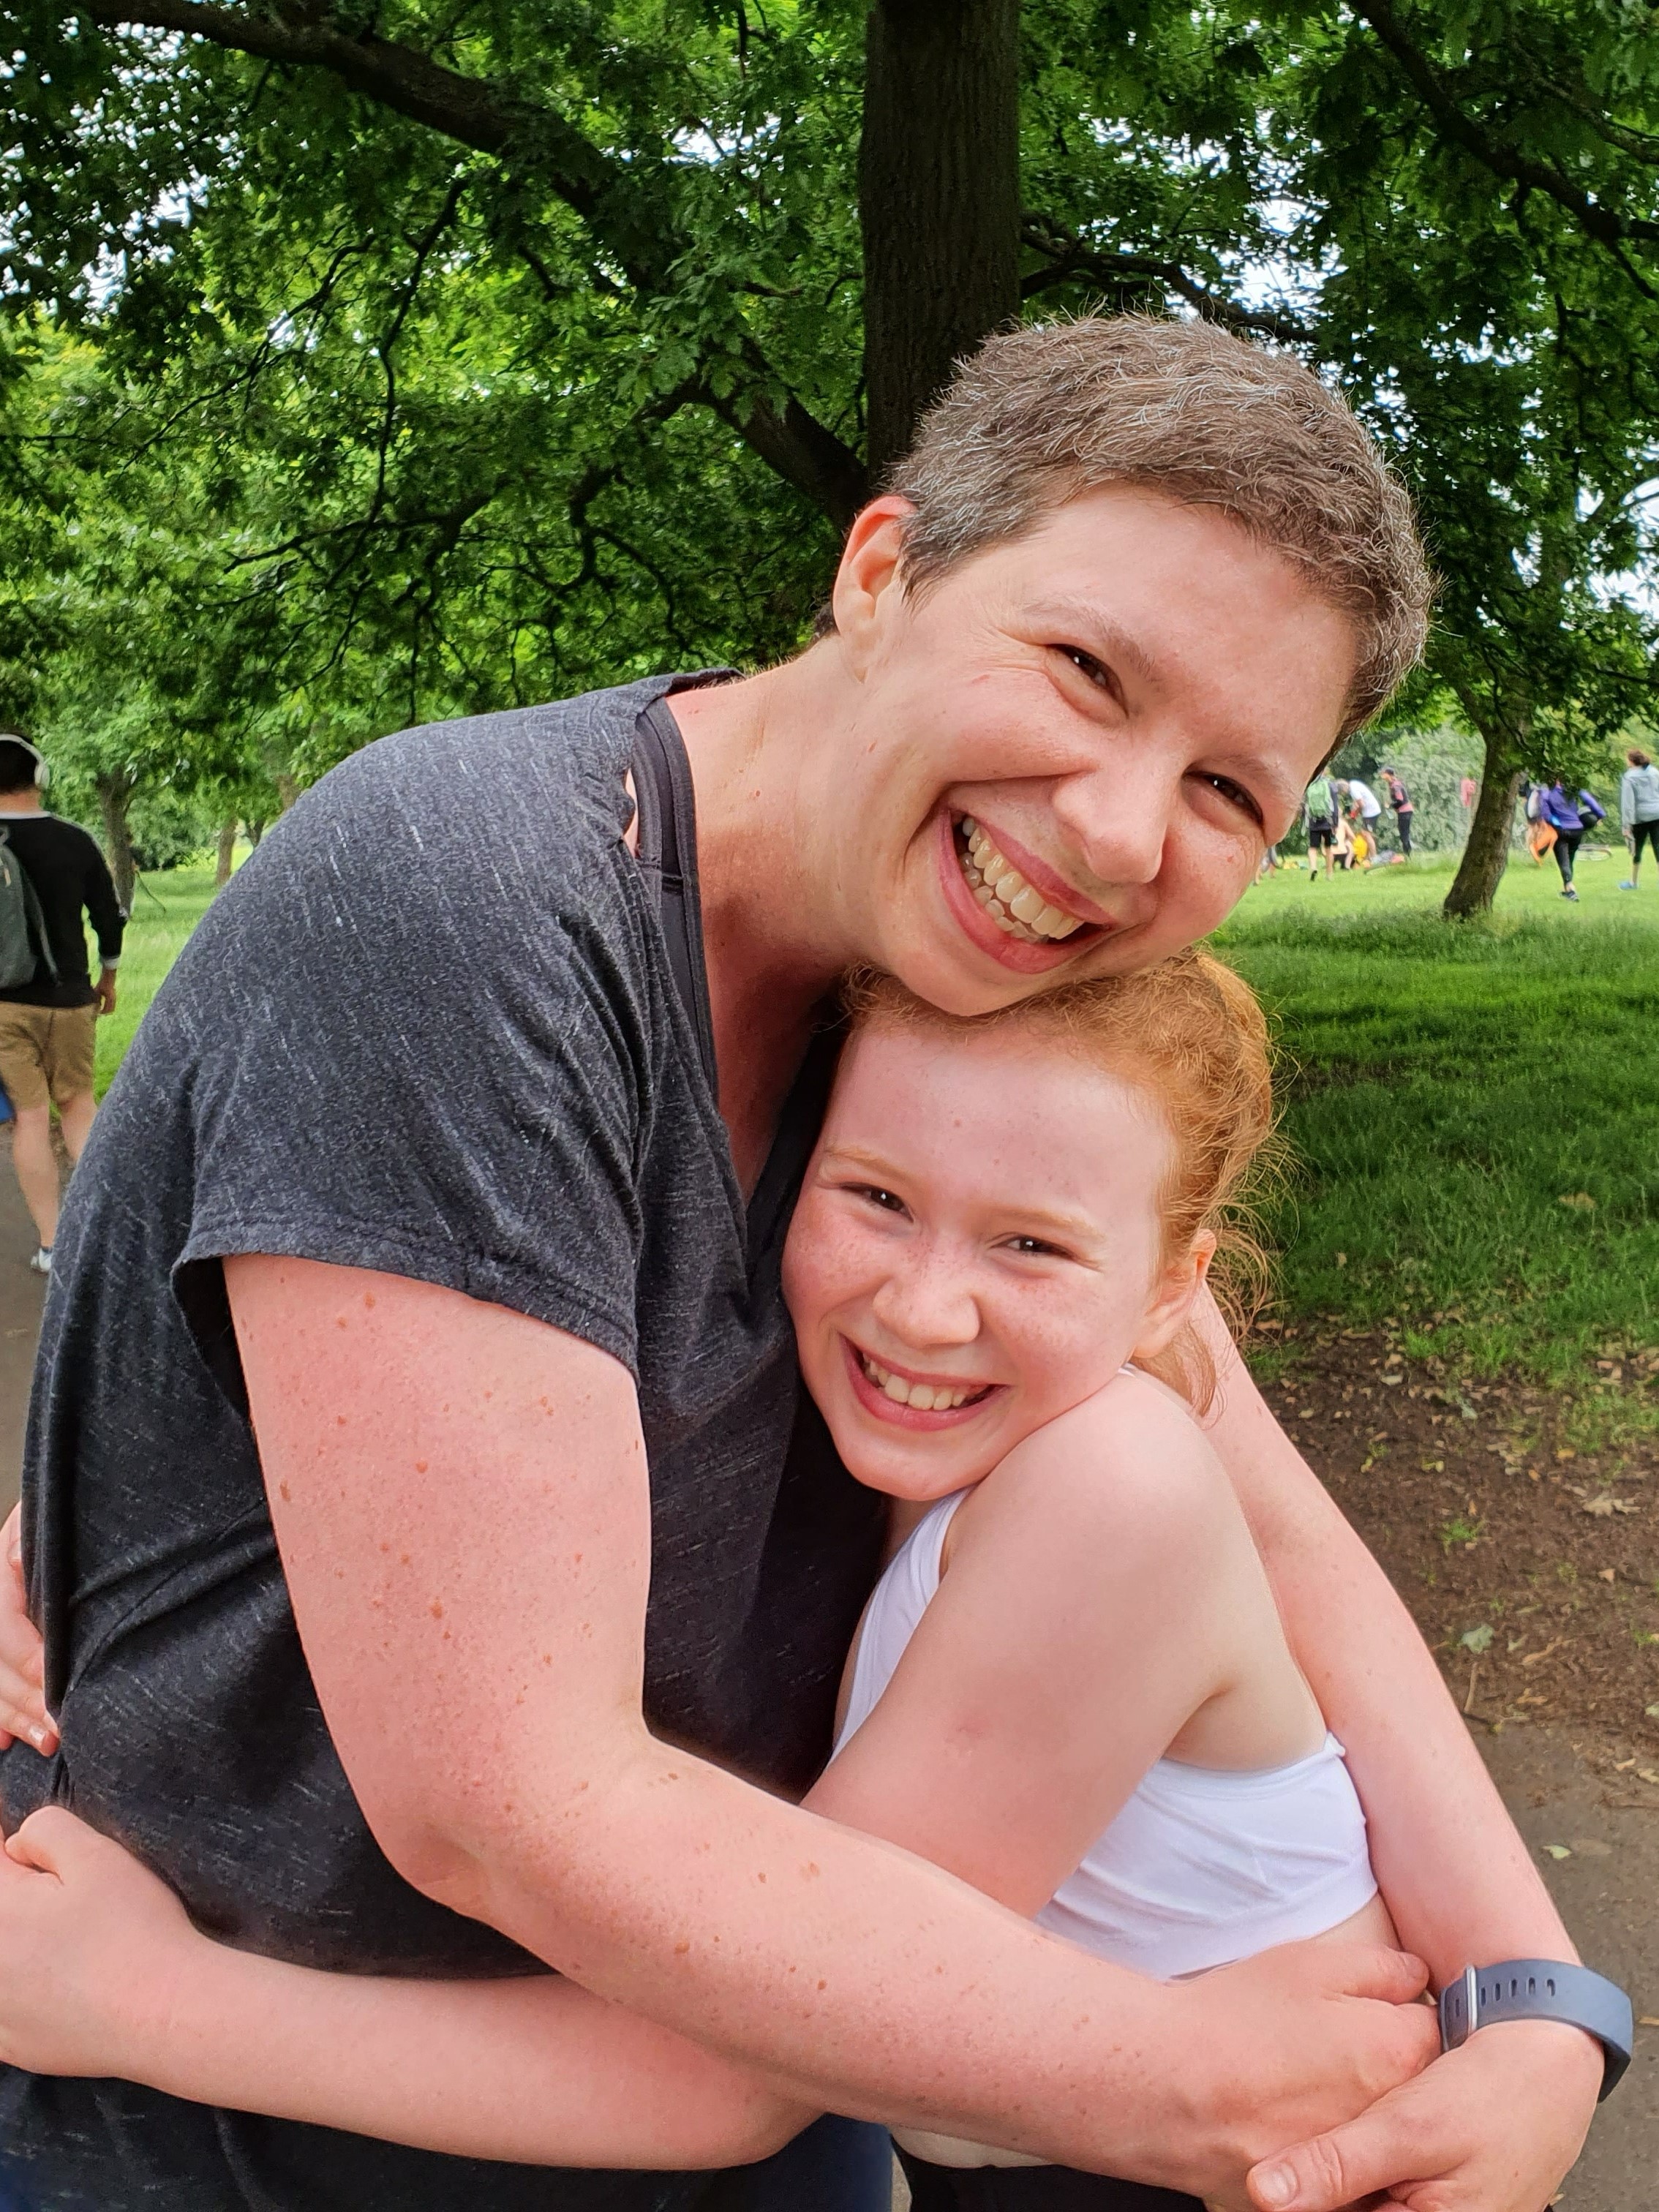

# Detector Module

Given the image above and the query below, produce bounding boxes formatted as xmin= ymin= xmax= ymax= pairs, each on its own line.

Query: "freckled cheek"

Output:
xmin=782 ymin=1210 xmax=879 ymax=1341
xmin=996 ymin=1298 xmax=1139 ymax=1411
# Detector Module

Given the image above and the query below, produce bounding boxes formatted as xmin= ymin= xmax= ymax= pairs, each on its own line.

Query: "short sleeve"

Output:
xmin=160 ymin=719 xmax=658 ymax=1377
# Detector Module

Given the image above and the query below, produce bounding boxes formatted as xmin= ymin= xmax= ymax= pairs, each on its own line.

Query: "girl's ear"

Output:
xmin=1132 ymin=1232 xmax=1217 ymax=1363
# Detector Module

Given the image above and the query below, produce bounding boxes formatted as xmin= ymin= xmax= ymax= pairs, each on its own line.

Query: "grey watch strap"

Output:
xmin=1438 ymin=1960 xmax=1634 ymax=2099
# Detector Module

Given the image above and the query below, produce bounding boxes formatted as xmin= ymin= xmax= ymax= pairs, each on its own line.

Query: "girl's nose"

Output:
xmin=869 ymin=1252 xmax=980 ymax=1350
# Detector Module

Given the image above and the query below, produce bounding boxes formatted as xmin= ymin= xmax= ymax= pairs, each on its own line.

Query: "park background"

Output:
xmin=1 ymin=0 xmax=1658 ymax=2196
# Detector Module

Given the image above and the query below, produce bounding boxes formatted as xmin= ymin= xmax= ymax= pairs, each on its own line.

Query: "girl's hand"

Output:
xmin=0 ymin=1807 xmax=201 ymax=2078
xmin=0 ymin=1504 xmax=55 ymax=1754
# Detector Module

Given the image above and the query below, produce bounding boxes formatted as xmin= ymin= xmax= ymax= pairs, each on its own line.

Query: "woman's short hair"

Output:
xmin=873 ymin=315 xmax=1433 ymax=738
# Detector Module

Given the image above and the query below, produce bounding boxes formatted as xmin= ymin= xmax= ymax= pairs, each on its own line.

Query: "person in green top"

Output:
xmin=1303 ymin=773 xmax=1339 ymax=880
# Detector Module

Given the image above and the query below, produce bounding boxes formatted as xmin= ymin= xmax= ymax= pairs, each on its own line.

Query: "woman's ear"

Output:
xmin=830 ymin=495 xmax=914 ymax=677
xmin=1132 ymin=1232 xmax=1217 ymax=1363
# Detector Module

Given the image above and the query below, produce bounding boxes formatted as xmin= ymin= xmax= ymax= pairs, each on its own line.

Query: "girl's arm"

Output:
xmin=0 ymin=1810 xmax=815 ymax=2168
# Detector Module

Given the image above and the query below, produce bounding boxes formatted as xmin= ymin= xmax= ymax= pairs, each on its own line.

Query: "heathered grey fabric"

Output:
xmin=0 ymin=677 xmax=884 ymax=2209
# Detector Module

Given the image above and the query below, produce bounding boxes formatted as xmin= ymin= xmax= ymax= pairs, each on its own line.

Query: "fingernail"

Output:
xmin=1254 ymin=2165 xmax=1297 ymax=2209
xmin=26 ymin=1726 xmax=48 ymax=1751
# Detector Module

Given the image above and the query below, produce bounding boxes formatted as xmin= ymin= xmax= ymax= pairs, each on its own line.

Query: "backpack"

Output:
xmin=0 ymin=830 xmax=56 ymax=992
xmin=1524 ymin=787 xmax=1542 ymax=821
xmin=1306 ymin=775 xmax=1335 ymax=821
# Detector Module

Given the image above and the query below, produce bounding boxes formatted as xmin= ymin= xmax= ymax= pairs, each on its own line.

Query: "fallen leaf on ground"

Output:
xmin=1541 ymin=1843 xmax=1572 ymax=1859
xmin=1598 ymin=1568 xmax=1616 ymax=1582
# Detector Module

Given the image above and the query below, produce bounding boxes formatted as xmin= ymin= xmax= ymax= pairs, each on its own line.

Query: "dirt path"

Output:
xmin=0 ymin=1235 xmax=1649 ymax=2201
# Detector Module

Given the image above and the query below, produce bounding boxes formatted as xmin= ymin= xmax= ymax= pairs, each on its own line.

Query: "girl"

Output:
xmin=0 ymin=952 xmax=1427 ymax=2205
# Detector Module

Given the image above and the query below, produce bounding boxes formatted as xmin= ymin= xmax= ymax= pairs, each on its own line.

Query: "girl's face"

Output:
xmin=783 ymin=1018 xmax=1208 ymax=1502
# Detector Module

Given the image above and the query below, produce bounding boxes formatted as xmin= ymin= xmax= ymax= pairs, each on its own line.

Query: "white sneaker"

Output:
xmin=28 ymin=1246 xmax=50 ymax=1276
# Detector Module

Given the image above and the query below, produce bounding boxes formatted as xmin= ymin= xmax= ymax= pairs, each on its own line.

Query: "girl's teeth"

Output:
xmin=956 ymin=821 xmax=1085 ymax=943
xmin=862 ymin=1353 xmax=975 ymax=1411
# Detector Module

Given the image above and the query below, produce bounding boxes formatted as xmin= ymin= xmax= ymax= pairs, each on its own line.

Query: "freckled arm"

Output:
xmin=219 ymin=1254 xmax=1429 ymax=2194
xmin=1196 ymin=1290 xmax=1575 ymax=1976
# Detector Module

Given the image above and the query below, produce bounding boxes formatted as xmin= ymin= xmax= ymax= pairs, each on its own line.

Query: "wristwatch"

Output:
xmin=1438 ymin=1961 xmax=1634 ymax=2099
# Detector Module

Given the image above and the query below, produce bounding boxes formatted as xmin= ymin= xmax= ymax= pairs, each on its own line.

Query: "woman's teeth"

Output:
xmin=859 ymin=1352 xmax=982 ymax=1412
xmin=958 ymin=819 xmax=1086 ymax=944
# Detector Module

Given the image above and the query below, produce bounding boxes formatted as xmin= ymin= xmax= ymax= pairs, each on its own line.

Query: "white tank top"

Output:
xmin=835 ymin=1489 xmax=1380 ymax=2169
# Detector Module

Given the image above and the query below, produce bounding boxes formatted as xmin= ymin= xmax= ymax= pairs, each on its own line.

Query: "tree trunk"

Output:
xmin=859 ymin=0 xmax=1022 ymax=482
xmin=276 ymin=772 xmax=301 ymax=813
xmin=96 ymin=775 xmax=137 ymax=914
xmin=246 ymin=818 xmax=266 ymax=847
xmin=215 ymin=816 xmax=238 ymax=887
xmin=1443 ymin=761 xmax=1522 ymax=918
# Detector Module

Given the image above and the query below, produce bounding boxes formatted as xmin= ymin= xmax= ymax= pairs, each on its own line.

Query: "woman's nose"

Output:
xmin=1053 ymin=759 xmax=1175 ymax=888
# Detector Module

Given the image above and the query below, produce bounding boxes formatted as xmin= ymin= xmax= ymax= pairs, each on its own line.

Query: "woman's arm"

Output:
xmin=0 ymin=1809 xmax=814 ymax=2169
xmin=0 ymin=1386 xmax=1227 ymax=2170
xmin=1197 ymin=1298 xmax=1603 ymax=2210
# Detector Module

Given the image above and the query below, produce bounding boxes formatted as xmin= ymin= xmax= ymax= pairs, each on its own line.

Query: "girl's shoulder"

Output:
xmin=947 ymin=1369 xmax=1241 ymax=1585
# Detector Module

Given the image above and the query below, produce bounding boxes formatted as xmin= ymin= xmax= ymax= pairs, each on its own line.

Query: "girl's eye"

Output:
xmin=1192 ymin=771 xmax=1263 ymax=827
xmin=1005 ymin=1234 xmax=1066 ymax=1260
xmin=852 ymin=1185 xmax=906 ymax=1215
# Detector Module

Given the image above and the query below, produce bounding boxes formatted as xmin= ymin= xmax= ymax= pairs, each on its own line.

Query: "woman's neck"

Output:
xmin=667 ymin=658 xmax=855 ymax=1194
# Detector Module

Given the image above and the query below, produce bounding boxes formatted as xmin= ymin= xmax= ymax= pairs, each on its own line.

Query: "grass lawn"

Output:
xmin=1214 ymin=843 xmax=1659 ymax=1388
xmin=92 ymin=860 xmax=225 ymax=1099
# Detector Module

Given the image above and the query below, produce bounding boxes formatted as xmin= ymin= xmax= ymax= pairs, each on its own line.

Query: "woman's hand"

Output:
xmin=0 ymin=1505 xmax=55 ymax=1754
xmin=1246 ymin=2018 xmax=1602 ymax=2211
xmin=0 ymin=1807 xmax=203 ymax=2079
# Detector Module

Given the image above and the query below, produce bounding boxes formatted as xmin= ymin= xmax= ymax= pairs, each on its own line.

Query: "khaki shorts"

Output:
xmin=0 ymin=1002 xmax=97 ymax=1113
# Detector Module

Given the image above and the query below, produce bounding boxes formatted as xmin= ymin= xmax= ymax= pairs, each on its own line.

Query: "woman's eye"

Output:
xmin=1194 ymin=771 xmax=1263 ymax=826
xmin=1056 ymin=644 xmax=1114 ymax=693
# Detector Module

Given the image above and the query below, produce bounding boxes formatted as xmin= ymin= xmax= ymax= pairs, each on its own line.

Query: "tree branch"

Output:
xmin=72 ymin=0 xmax=867 ymax=517
xmin=1349 ymin=0 xmax=1659 ymax=250
xmin=1019 ymin=217 xmax=1312 ymax=345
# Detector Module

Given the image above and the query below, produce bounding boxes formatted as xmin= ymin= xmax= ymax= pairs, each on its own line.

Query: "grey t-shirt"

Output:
xmin=0 ymin=677 xmax=884 ymax=2210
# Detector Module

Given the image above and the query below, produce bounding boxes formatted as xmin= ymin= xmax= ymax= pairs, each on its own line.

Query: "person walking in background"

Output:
xmin=1619 ymin=746 xmax=1659 ymax=889
xmin=1303 ymin=771 xmax=1338 ymax=879
xmin=1380 ymin=767 xmax=1414 ymax=856
xmin=0 ymin=734 xmax=124 ymax=1275
xmin=1523 ymin=780 xmax=1557 ymax=867
xmin=1459 ymin=774 xmax=1478 ymax=813
xmin=1538 ymin=779 xmax=1605 ymax=902
xmin=1338 ymin=776 xmax=1384 ymax=865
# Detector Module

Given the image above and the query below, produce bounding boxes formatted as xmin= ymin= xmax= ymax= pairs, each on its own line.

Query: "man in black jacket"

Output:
xmin=0 ymin=735 xmax=124 ymax=1276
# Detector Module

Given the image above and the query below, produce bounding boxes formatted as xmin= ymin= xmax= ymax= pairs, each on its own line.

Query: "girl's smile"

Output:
xmin=783 ymin=1012 xmax=1208 ymax=1504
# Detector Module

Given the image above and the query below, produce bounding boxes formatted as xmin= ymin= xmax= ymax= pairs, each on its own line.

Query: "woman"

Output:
xmin=1619 ymin=746 xmax=1659 ymax=889
xmin=1538 ymin=780 xmax=1606 ymax=901
xmin=0 ymin=317 xmax=1603 ymax=2212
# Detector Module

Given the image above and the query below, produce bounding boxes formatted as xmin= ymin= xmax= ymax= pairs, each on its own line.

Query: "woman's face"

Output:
xmin=815 ymin=486 xmax=1356 ymax=1019
xmin=782 ymin=1018 xmax=1201 ymax=1502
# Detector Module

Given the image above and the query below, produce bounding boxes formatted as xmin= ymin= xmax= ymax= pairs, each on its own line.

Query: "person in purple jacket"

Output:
xmin=1538 ymin=780 xmax=1606 ymax=901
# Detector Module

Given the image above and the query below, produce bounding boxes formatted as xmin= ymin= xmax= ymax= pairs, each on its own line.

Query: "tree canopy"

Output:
xmin=1 ymin=0 xmax=1656 ymax=909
